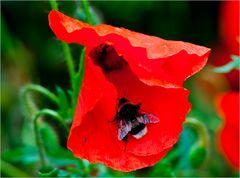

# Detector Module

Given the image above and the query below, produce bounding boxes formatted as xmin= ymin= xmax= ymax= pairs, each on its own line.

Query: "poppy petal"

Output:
xmin=68 ymin=56 xmax=190 ymax=163
xmin=220 ymin=1 xmax=239 ymax=55
xmin=69 ymin=55 xmax=118 ymax=129
xmin=68 ymin=86 xmax=172 ymax=171
xmin=49 ymin=10 xmax=210 ymax=88
xmin=217 ymin=92 xmax=239 ymax=170
xmin=49 ymin=10 xmax=210 ymax=172
xmin=105 ymin=63 xmax=190 ymax=156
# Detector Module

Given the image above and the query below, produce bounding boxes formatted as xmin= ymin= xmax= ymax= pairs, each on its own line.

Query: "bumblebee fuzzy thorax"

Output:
xmin=116 ymin=98 xmax=160 ymax=141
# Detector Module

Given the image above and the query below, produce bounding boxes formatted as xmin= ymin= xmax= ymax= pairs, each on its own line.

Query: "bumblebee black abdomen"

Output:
xmin=116 ymin=97 xmax=149 ymax=141
xmin=130 ymin=123 xmax=145 ymax=135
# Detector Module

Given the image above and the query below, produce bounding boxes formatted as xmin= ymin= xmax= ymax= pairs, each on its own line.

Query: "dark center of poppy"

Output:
xmin=90 ymin=44 xmax=127 ymax=72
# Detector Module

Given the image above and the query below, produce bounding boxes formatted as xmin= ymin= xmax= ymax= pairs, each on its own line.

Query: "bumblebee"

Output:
xmin=115 ymin=98 xmax=160 ymax=141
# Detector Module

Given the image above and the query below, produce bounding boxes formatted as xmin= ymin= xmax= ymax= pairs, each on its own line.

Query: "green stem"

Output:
xmin=62 ymin=42 xmax=76 ymax=91
xmin=78 ymin=48 xmax=85 ymax=78
xmin=81 ymin=0 xmax=94 ymax=25
xmin=72 ymin=48 xmax=85 ymax=106
xmin=33 ymin=109 xmax=69 ymax=167
xmin=49 ymin=0 xmax=76 ymax=92
xmin=49 ymin=0 xmax=58 ymax=10
xmin=21 ymin=84 xmax=60 ymax=117
xmin=34 ymin=115 xmax=47 ymax=167
xmin=1 ymin=160 xmax=30 ymax=177
xmin=22 ymin=84 xmax=59 ymax=105
xmin=184 ymin=118 xmax=209 ymax=147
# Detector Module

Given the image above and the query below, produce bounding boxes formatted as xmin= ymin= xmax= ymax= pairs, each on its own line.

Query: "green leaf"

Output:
xmin=1 ymin=159 xmax=30 ymax=177
xmin=38 ymin=165 xmax=59 ymax=177
xmin=47 ymin=148 xmax=80 ymax=167
xmin=148 ymin=159 xmax=175 ymax=177
xmin=46 ymin=148 xmax=86 ymax=176
xmin=56 ymin=169 xmax=72 ymax=177
xmin=213 ymin=55 xmax=240 ymax=73
xmin=39 ymin=122 xmax=60 ymax=151
xmin=56 ymin=86 xmax=70 ymax=119
xmin=1 ymin=146 xmax=38 ymax=165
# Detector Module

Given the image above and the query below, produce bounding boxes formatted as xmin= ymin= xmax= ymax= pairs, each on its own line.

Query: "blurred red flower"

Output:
xmin=212 ymin=2 xmax=240 ymax=170
xmin=216 ymin=92 xmax=239 ymax=170
xmin=48 ymin=10 xmax=210 ymax=172
xmin=220 ymin=1 xmax=239 ymax=55
xmin=210 ymin=1 xmax=239 ymax=90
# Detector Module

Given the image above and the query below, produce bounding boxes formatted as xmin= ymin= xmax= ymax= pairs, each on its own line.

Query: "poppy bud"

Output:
xmin=189 ymin=144 xmax=207 ymax=168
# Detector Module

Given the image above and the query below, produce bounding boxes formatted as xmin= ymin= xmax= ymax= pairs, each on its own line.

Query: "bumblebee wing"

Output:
xmin=136 ymin=115 xmax=144 ymax=123
xmin=137 ymin=111 xmax=160 ymax=124
xmin=118 ymin=120 xmax=132 ymax=140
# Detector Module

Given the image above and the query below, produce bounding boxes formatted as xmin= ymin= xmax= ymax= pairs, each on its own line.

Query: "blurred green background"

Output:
xmin=1 ymin=1 xmax=238 ymax=177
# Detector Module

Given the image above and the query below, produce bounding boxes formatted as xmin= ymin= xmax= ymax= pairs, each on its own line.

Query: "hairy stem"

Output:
xmin=49 ymin=0 xmax=76 ymax=93
xmin=33 ymin=109 xmax=69 ymax=166
xmin=72 ymin=48 xmax=85 ymax=106
xmin=49 ymin=0 xmax=58 ymax=11
xmin=62 ymin=42 xmax=76 ymax=91
xmin=184 ymin=117 xmax=209 ymax=147
xmin=21 ymin=84 xmax=59 ymax=117
xmin=81 ymin=0 xmax=94 ymax=25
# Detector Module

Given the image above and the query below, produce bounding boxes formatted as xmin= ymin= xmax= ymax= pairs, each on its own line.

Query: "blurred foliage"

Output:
xmin=1 ymin=0 xmax=239 ymax=177
xmin=214 ymin=55 xmax=240 ymax=73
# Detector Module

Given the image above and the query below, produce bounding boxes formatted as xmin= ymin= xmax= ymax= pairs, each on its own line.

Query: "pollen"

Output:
xmin=90 ymin=44 xmax=127 ymax=72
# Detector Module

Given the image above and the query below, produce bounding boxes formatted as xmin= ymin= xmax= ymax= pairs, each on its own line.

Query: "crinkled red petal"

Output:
xmin=68 ymin=92 xmax=172 ymax=171
xmin=69 ymin=55 xmax=118 ymax=131
xmin=68 ymin=55 xmax=190 ymax=171
xmin=49 ymin=10 xmax=210 ymax=88
xmin=49 ymin=10 xmax=209 ymax=171
xmin=217 ymin=92 xmax=239 ymax=170
xmin=105 ymin=63 xmax=190 ymax=156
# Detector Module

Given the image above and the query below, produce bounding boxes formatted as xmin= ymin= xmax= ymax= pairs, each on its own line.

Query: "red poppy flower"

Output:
xmin=220 ymin=1 xmax=239 ymax=55
xmin=216 ymin=92 xmax=239 ymax=170
xmin=48 ymin=10 xmax=210 ymax=172
xmin=210 ymin=47 xmax=239 ymax=91
xmin=210 ymin=1 xmax=239 ymax=91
